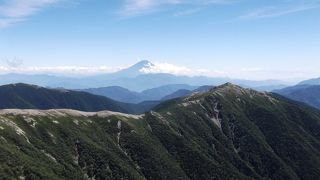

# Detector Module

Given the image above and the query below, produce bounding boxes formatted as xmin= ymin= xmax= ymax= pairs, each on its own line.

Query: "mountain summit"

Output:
xmin=115 ymin=60 xmax=154 ymax=78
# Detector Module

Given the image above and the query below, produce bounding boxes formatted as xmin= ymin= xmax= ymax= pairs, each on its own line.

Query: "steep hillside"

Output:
xmin=0 ymin=83 xmax=319 ymax=179
xmin=161 ymin=89 xmax=192 ymax=101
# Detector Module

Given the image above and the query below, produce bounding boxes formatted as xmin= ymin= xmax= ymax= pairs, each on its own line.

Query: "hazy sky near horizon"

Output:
xmin=0 ymin=0 xmax=319 ymax=80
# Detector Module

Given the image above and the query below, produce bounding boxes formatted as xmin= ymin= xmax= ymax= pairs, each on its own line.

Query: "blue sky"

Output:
xmin=0 ymin=0 xmax=319 ymax=80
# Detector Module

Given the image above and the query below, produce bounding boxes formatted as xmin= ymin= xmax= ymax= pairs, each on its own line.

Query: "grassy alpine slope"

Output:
xmin=0 ymin=83 xmax=320 ymax=179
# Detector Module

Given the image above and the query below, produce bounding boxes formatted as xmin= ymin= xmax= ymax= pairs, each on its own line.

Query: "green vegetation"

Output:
xmin=0 ymin=83 xmax=320 ymax=179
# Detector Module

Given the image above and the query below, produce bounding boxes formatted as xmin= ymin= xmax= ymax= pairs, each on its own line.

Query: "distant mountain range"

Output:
xmin=0 ymin=60 xmax=292 ymax=91
xmin=0 ymin=83 xmax=215 ymax=114
xmin=274 ymin=84 xmax=320 ymax=109
xmin=1 ymin=83 xmax=319 ymax=179
xmin=161 ymin=85 xmax=214 ymax=100
xmin=298 ymin=77 xmax=320 ymax=85
xmin=0 ymin=83 xmax=156 ymax=114
xmin=79 ymin=84 xmax=198 ymax=103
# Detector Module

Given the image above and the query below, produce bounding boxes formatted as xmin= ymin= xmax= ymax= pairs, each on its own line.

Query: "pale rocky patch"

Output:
xmin=73 ymin=119 xmax=79 ymax=125
xmin=41 ymin=150 xmax=57 ymax=163
xmin=52 ymin=120 xmax=59 ymax=124
xmin=0 ymin=109 xmax=144 ymax=120
xmin=23 ymin=116 xmax=37 ymax=128
xmin=0 ymin=136 xmax=7 ymax=143
xmin=0 ymin=117 xmax=30 ymax=144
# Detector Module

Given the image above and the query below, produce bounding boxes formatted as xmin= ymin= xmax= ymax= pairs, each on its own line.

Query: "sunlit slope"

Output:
xmin=0 ymin=83 xmax=320 ymax=179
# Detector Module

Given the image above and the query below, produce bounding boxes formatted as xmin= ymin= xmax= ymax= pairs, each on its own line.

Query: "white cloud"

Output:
xmin=119 ymin=0 xmax=235 ymax=16
xmin=241 ymin=67 xmax=262 ymax=72
xmin=0 ymin=18 xmax=24 ymax=28
xmin=239 ymin=3 xmax=320 ymax=20
xmin=0 ymin=61 xmax=227 ymax=77
xmin=173 ymin=7 xmax=203 ymax=16
xmin=0 ymin=0 xmax=60 ymax=18
xmin=1 ymin=62 xmax=319 ymax=81
xmin=120 ymin=0 xmax=179 ymax=16
xmin=0 ymin=0 xmax=62 ymax=28
xmin=139 ymin=62 xmax=224 ymax=76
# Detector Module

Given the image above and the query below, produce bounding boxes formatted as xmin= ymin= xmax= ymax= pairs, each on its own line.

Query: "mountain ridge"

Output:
xmin=79 ymin=84 xmax=198 ymax=103
xmin=298 ymin=77 xmax=320 ymax=85
xmin=274 ymin=84 xmax=320 ymax=109
xmin=0 ymin=83 xmax=155 ymax=114
xmin=1 ymin=83 xmax=319 ymax=179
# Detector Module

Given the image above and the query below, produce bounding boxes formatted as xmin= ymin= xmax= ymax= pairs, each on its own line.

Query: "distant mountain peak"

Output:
xmin=135 ymin=60 xmax=153 ymax=67
xmin=131 ymin=60 xmax=154 ymax=72
xmin=9 ymin=83 xmax=41 ymax=89
xmin=210 ymin=83 xmax=278 ymax=104
xmin=220 ymin=82 xmax=237 ymax=87
xmin=216 ymin=82 xmax=246 ymax=92
xmin=115 ymin=60 xmax=154 ymax=77
xmin=212 ymin=82 xmax=257 ymax=97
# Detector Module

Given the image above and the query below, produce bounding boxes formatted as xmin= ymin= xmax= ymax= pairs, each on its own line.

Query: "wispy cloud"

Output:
xmin=119 ymin=0 xmax=182 ymax=16
xmin=241 ymin=67 xmax=262 ymax=72
xmin=0 ymin=66 xmax=123 ymax=75
xmin=0 ymin=18 xmax=24 ymax=28
xmin=239 ymin=2 xmax=320 ymax=20
xmin=173 ymin=7 xmax=204 ymax=16
xmin=0 ymin=0 xmax=62 ymax=28
xmin=119 ymin=0 xmax=235 ymax=16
